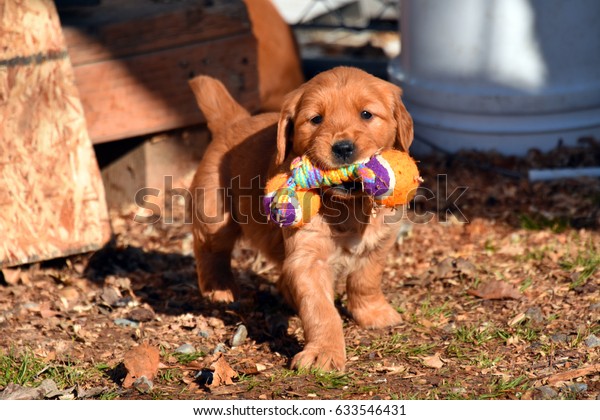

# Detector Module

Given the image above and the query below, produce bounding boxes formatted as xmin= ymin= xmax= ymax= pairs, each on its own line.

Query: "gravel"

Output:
xmin=175 ymin=343 xmax=196 ymax=354
xmin=230 ymin=324 xmax=248 ymax=347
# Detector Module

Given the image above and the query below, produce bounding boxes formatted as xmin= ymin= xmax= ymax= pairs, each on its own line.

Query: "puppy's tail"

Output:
xmin=189 ymin=76 xmax=251 ymax=135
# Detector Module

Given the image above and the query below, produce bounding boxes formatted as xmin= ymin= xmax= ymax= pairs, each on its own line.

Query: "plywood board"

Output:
xmin=0 ymin=0 xmax=111 ymax=267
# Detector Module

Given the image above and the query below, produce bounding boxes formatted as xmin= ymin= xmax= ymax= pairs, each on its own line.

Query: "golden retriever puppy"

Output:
xmin=189 ymin=67 xmax=413 ymax=371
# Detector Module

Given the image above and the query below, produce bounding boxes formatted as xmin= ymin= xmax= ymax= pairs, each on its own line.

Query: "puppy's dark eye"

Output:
xmin=361 ymin=110 xmax=373 ymax=120
xmin=310 ymin=115 xmax=323 ymax=125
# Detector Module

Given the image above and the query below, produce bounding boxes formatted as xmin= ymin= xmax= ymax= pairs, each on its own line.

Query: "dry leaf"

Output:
xmin=508 ymin=312 xmax=526 ymax=326
xmin=1 ymin=268 xmax=21 ymax=286
xmin=434 ymin=257 xmax=477 ymax=280
xmin=38 ymin=302 xmax=60 ymax=319
xmin=122 ymin=342 xmax=160 ymax=388
xmin=378 ymin=365 xmax=407 ymax=375
xmin=547 ymin=363 xmax=600 ymax=386
xmin=421 ymin=354 xmax=444 ymax=369
xmin=0 ymin=379 xmax=64 ymax=400
xmin=208 ymin=353 xmax=238 ymax=387
xmin=506 ymin=335 xmax=520 ymax=346
xmin=467 ymin=280 xmax=522 ymax=300
xmin=58 ymin=286 xmax=80 ymax=310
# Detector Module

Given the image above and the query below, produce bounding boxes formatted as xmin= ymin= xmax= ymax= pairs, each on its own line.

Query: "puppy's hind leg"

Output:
xmin=191 ymin=183 xmax=240 ymax=303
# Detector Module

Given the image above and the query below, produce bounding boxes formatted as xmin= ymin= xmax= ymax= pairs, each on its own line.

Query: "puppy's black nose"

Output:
xmin=331 ymin=140 xmax=355 ymax=162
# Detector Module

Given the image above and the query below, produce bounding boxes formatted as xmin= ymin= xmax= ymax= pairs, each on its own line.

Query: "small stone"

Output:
xmin=133 ymin=376 xmax=153 ymax=393
xmin=127 ymin=307 xmax=155 ymax=322
xmin=175 ymin=343 xmax=196 ymax=354
xmin=533 ymin=386 xmax=558 ymax=400
xmin=213 ymin=343 xmax=228 ymax=354
xmin=100 ymin=287 xmax=122 ymax=306
xmin=566 ymin=383 xmax=588 ymax=394
xmin=589 ymin=303 xmax=600 ymax=312
xmin=584 ymin=334 xmax=600 ymax=348
xmin=231 ymin=324 xmax=248 ymax=347
xmin=198 ymin=330 xmax=210 ymax=339
xmin=22 ymin=302 xmax=40 ymax=311
xmin=114 ymin=318 xmax=140 ymax=328
xmin=550 ymin=333 xmax=568 ymax=343
xmin=525 ymin=307 xmax=544 ymax=324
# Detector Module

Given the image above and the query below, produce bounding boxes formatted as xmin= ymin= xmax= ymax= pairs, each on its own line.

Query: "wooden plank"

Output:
xmin=73 ymin=32 xmax=259 ymax=143
xmin=0 ymin=0 xmax=111 ymax=267
xmin=60 ymin=0 xmax=251 ymax=66
xmin=58 ymin=0 xmax=259 ymax=143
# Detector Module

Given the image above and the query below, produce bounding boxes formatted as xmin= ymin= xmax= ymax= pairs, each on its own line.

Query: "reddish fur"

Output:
xmin=189 ymin=67 xmax=414 ymax=370
xmin=243 ymin=0 xmax=304 ymax=111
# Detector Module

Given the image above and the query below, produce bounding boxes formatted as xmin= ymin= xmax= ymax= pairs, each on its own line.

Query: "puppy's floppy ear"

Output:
xmin=390 ymin=85 xmax=414 ymax=152
xmin=275 ymin=88 xmax=302 ymax=167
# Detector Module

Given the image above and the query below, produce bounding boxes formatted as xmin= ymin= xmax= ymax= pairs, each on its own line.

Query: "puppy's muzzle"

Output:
xmin=331 ymin=139 xmax=356 ymax=165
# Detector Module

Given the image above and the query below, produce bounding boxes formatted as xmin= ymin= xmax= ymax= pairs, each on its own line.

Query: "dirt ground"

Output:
xmin=1 ymin=139 xmax=599 ymax=400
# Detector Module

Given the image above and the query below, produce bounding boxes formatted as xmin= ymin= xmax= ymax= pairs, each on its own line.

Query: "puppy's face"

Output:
xmin=276 ymin=67 xmax=413 ymax=170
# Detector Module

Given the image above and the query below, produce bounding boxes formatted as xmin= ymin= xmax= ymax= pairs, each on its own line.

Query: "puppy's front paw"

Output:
xmin=203 ymin=289 xmax=236 ymax=303
xmin=291 ymin=344 xmax=346 ymax=371
xmin=351 ymin=302 xmax=402 ymax=329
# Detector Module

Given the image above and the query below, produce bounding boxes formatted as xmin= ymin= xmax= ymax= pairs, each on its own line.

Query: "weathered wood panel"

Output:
xmin=0 ymin=0 xmax=111 ymax=267
xmin=60 ymin=0 xmax=251 ymax=66
xmin=59 ymin=0 xmax=259 ymax=143
xmin=72 ymin=33 xmax=259 ymax=143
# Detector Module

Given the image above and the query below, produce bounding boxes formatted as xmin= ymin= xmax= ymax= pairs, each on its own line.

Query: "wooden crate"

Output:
xmin=0 ymin=0 xmax=111 ymax=267
xmin=59 ymin=0 xmax=260 ymax=143
xmin=97 ymin=127 xmax=211 ymax=216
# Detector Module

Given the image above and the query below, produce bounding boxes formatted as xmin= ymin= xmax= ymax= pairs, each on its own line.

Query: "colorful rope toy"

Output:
xmin=263 ymin=149 xmax=421 ymax=228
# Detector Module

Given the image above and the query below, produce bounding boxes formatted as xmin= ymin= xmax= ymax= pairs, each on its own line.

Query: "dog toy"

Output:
xmin=263 ymin=149 xmax=421 ymax=228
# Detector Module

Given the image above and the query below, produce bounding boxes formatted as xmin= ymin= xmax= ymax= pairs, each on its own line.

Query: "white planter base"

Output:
xmin=393 ymin=0 xmax=600 ymax=156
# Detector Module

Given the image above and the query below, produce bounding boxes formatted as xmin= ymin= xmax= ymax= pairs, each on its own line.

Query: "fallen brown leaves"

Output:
xmin=467 ymin=280 xmax=523 ymax=300
xmin=547 ymin=364 xmax=600 ymax=386
xmin=208 ymin=353 xmax=238 ymax=388
xmin=1 ymin=142 xmax=599 ymax=400
xmin=421 ymin=354 xmax=444 ymax=369
xmin=123 ymin=342 xmax=160 ymax=388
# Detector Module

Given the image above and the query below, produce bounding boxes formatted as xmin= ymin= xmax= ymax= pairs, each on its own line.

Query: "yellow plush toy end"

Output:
xmin=264 ymin=173 xmax=320 ymax=227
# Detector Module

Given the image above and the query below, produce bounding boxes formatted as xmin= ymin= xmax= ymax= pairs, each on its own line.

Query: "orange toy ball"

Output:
xmin=371 ymin=150 xmax=421 ymax=207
